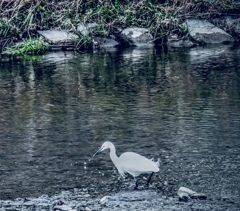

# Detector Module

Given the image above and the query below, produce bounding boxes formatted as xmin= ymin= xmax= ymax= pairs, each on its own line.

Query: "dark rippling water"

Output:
xmin=0 ymin=45 xmax=240 ymax=200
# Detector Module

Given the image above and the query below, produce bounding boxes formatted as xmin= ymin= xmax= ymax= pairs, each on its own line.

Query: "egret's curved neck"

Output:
xmin=109 ymin=145 xmax=119 ymax=164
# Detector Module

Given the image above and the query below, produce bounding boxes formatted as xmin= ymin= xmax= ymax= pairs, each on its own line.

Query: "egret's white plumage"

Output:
xmin=93 ymin=141 xmax=159 ymax=189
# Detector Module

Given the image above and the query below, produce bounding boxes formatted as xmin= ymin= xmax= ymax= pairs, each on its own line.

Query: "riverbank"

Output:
xmin=1 ymin=0 xmax=240 ymax=54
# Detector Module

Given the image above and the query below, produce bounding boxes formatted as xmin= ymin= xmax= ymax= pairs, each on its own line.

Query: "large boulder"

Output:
xmin=37 ymin=30 xmax=78 ymax=45
xmin=120 ymin=27 xmax=154 ymax=47
xmin=186 ymin=18 xmax=234 ymax=44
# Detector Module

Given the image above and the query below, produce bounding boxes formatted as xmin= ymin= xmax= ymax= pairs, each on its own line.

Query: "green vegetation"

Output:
xmin=0 ymin=0 xmax=240 ymax=52
xmin=3 ymin=39 xmax=49 ymax=55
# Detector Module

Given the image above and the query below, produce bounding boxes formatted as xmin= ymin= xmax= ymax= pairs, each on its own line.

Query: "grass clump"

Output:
xmin=4 ymin=39 xmax=49 ymax=55
xmin=0 ymin=0 xmax=240 ymax=51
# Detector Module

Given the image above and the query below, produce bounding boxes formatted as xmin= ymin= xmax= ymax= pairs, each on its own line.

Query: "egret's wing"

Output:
xmin=119 ymin=152 xmax=159 ymax=176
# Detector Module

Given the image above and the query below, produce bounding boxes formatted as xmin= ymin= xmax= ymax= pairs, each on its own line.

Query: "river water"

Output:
xmin=0 ymin=45 xmax=240 ymax=201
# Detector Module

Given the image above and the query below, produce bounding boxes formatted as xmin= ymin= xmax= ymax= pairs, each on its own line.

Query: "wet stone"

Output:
xmin=76 ymin=205 xmax=85 ymax=211
xmin=92 ymin=37 xmax=119 ymax=49
xmin=99 ymin=196 xmax=110 ymax=205
xmin=185 ymin=18 xmax=234 ymax=44
xmin=53 ymin=204 xmax=75 ymax=211
xmin=177 ymin=187 xmax=207 ymax=202
xmin=221 ymin=197 xmax=235 ymax=204
xmin=178 ymin=193 xmax=190 ymax=202
xmin=120 ymin=27 xmax=154 ymax=47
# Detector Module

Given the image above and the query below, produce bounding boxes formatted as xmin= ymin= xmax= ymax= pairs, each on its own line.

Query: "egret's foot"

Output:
xmin=133 ymin=177 xmax=139 ymax=190
xmin=133 ymin=183 xmax=139 ymax=190
xmin=144 ymin=183 xmax=150 ymax=188
xmin=133 ymin=186 xmax=139 ymax=191
xmin=146 ymin=172 xmax=154 ymax=186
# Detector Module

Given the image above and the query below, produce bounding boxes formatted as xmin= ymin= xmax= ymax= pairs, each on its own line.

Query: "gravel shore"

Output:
xmin=0 ymin=186 xmax=239 ymax=211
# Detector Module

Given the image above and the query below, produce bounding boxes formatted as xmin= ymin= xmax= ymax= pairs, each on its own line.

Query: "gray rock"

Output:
xmin=77 ymin=23 xmax=89 ymax=36
xmin=53 ymin=204 xmax=76 ymax=211
xmin=92 ymin=37 xmax=119 ymax=49
xmin=86 ymin=23 xmax=99 ymax=31
xmin=120 ymin=27 xmax=154 ymax=47
xmin=177 ymin=187 xmax=207 ymax=201
xmin=77 ymin=22 xmax=99 ymax=36
xmin=99 ymin=196 xmax=110 ymax=205
xmin=37 ymin=30 xmax=78 ymax=45
xmin=178 ymin=192 xmax=191 ymax=202
xmin=186 ymin=18 xmax=234 ymax=44
xmin=213 ymin=16 xmax=240 ymax=38
xmin=168 ymin=34 xmax=195 ymax=48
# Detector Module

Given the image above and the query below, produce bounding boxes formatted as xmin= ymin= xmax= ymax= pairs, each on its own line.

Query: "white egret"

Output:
xmin=93 ymin=141 xmax=159 ymax=189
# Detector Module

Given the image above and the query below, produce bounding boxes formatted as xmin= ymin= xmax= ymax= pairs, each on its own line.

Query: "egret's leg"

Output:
xmin=146 ymin=172 xmax=154 ymax=186
xmin=134 ymin=177 xmax=138 ymax=190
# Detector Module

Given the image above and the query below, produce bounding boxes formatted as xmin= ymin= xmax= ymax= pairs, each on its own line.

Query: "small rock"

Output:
xmin=53 ymin=200 xmax=66 ymax=206
xmin=86 ymin=23 xmax=99 ymax=31
xmin=76 ymin=206 xmax=84 ymax=211
xmin=221 ymin=197 xmax=235 ymax=204
xmin=178 ymin=192 xmax=191 ymax=202
xmin=85 ymin=207 xmax=91 ymax=211
xmin=77 ymin=22 xmax=99 ymax=36
xmin=92 ymin=37 xmax=119 ymax=49
xmin=168 ymin=33 xmax=195 ymax=48
xmin=120 ymin=27 xmax=154 ymax=47
xmin=53 ymin=204 xmax=76 ymax=211
xmin=177 ymin=187 xmax=207 ymax=201
xmin=77 ymin=23 xmax=89 ymax=36
xmin=191 ymin=192 xmax=207 ymax=200
xmin=178 ymin=187 xmax=197 ymax=195
xmin=99 ymin=196 xmax=110 ymax=205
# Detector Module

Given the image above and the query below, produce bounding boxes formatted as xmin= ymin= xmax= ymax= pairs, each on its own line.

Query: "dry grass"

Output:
xmin=0 ymin=0 xmax=239 ymax=49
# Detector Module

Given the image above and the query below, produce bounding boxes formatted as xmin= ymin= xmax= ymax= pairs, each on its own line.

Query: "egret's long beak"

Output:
xmin=93 ymin=146 xmax=104 ymax=157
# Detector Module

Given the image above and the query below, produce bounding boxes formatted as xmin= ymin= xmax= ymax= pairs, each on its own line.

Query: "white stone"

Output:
xmin=37 ymin=30 xmax=78 ymax=44
xmin=99 ymin=196 xmax=110 ymax=205
xmin=77 ymin=23 xmax=89 ymax=36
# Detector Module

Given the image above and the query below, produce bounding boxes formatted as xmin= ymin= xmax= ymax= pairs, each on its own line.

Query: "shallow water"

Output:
xmin=0 ymin=45 xmax=240 ymax=200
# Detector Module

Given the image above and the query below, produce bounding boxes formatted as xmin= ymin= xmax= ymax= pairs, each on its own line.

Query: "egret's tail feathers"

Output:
xmin=150 ymin=158 xmax=160 ymax=168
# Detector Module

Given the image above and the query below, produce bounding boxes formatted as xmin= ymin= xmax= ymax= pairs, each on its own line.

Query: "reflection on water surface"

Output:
xmin=0 ymin=45 xmax=240 ymax=200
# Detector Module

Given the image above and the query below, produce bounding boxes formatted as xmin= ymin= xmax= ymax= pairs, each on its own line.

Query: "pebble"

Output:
xmin=177 ymin=187 xmax=207 ymax=201
xmin=0 ymin=187 xmax=239 ymax=211
xmin=53 ymin=204 xmax=76 ymax=211
xmin=99 ymin=196 xmax=110 ymax=205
